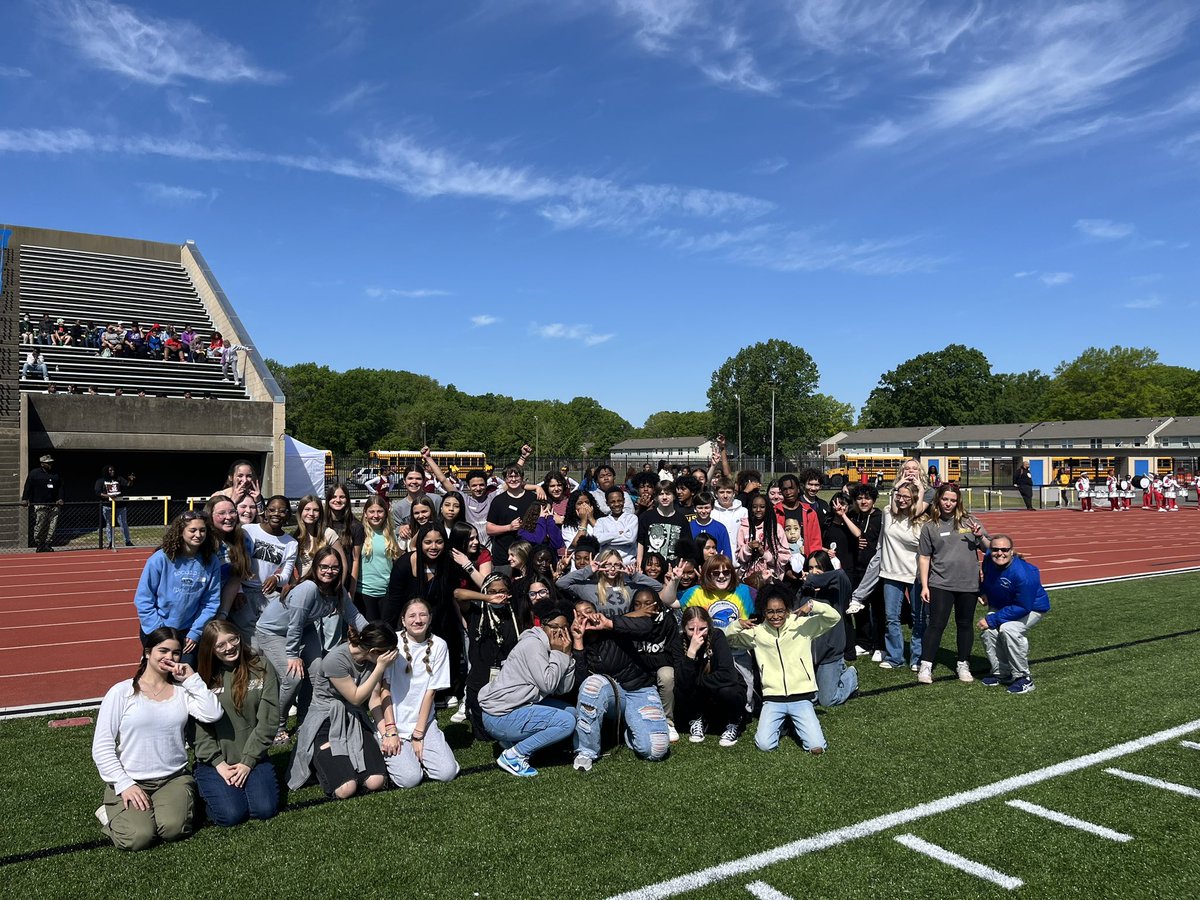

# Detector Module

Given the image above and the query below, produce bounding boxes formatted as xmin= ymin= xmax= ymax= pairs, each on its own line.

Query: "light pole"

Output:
xmin=533 ymin=414 xmax=539 ymax=475
xmin=734 ymin=391 xmax=742 ymax=469
xmin=421 ymin=420 xmax=426 ymax=447
xmin=770 ymin=383 xmax=776 ymax=478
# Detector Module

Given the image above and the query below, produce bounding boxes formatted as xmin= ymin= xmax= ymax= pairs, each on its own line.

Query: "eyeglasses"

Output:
xmin=214 ymin=636 xmax=241 ymax=652
xmin=317 ymin=564 xmax=342 ymax=572
xmin=764 ymin=608 xmax=788 ymax=616
xmin=528 ymin=588 xmax=550 ymax=599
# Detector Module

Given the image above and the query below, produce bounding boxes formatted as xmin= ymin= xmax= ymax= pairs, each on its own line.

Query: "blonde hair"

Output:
xmin=593 ymin=548 xmax=627 ymax=610
xmin=362 ymin=496 xmax=402 ymax=561
xmin=891 ymin=457 xmax=930 ymax=493
xmin=889 ymin=482 xmax=921 ymax=524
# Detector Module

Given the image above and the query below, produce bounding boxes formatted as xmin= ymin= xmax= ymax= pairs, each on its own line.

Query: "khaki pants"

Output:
xmin=100 ymin=772 xmax=195 ymax=851
xmin=33 ymin=504 xmax=60 ymax=550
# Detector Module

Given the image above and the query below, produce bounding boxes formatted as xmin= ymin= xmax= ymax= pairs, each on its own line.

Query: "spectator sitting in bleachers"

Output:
xmin=20 ymin=314 xmax=33 ymax=345
xmin=122 ymin=322 xmax=147 ymax=358
xmin=101 ymin=324 xmax=123 ymax=357
xmin=180 ymin=325 xmax=197 ymax=361
xmin=145 ymin=325 xmax=163 ymax=359
xmin=51 ymin=318 xmax=72 ymax=346
xmin=164 ymin=327 xmax=187 ymax=362
xmin=46 ymin=383 xmax=59 ymax=393
xmin=206 ymin=331 xmax=226 ymax=361
xmin=21 ymin=348 xmax=49 ymax=380
xmin=37 ymin=314 xmax=52 ymax=345
xmin=69 ymin=318 xmax=87 ymax=347
xmin=85 ymin=320 xmax=100 ymax=349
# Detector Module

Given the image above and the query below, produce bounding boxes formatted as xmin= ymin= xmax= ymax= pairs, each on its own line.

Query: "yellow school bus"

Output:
xmin=368 ymin=449 xmax=492 ymax=477
xmin=825 ymin=455 xmax=906 ymax=487
xmin=324 ymin=450 xmax=335 ymax=481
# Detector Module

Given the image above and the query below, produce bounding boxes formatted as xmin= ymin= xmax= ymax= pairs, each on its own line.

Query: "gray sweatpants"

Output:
xmin=383 ymin=722 xmax=459 ymax=788
xmin=256 ymin=630 xmax=322 ymax=732
xmin=981 ymin=611 xmax=1043 ymax=680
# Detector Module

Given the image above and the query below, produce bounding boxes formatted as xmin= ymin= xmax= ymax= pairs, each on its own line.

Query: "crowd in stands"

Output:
xmin=20 ymin=314 xmax=242 ymax=381
xmin=93 ymin=450 xmax=1051 ymax=851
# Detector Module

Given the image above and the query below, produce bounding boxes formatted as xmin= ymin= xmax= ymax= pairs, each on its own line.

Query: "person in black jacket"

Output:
xmin=570 ymin=597 xmax=669 ymax=772
xmin=456 ymin=572 xmax=531 ymax=741
xmin=22 ymin=454 xmax=64 ymax=552
xmin=628 ymin=588 xmax=681 ymax=743
xmin=672 ymin=605 xmax=747 ymax=747
xmin=1014 ymin=461 xmax=1035 ymax=510
xmin=798 ymin=554 xmax=859 ymax=707
xmin=846 ymin=483 xmax=883 ymax=661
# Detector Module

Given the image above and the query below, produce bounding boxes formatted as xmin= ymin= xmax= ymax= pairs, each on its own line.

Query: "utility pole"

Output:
xmin=734 ymin=391 xmax=743 ymax=469
xmin=770 ymin=384 xmax=776 ymax=478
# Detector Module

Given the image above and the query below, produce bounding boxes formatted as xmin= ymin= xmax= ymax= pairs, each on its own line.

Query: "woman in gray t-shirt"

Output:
xmin=916 ymin=483 xmax=991 ymax=685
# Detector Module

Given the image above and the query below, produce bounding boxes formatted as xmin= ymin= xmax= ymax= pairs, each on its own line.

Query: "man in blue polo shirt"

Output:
xmin=977 ymin=534 xmax=1050 ymax=695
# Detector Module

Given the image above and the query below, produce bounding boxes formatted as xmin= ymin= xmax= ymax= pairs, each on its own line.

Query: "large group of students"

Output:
xmin=92 ymin=449 xmax=1051 ymax=851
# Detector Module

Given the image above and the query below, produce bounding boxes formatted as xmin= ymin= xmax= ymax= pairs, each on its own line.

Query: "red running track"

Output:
xmin=2 ymin=507 xmax=1199 ymax=712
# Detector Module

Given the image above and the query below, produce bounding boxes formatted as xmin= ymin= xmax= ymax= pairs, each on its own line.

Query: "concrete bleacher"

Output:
xmin=17 ymin=244 xmax=247 ymax=399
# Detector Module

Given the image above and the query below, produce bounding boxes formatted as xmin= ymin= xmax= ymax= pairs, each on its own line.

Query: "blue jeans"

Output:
xmin=574 ymin=676 xmax=669 ymax=762
xmin=882 ymin=578 xmax=924 ymax=666
xmin=483 ymin=699 xmax=576 ymax=758
xmin=755 ymin=699 xmax=826 ymax=752
xmin=815 ymin=660 xmax=858 ymax=707
xmin=99 ymin=505 xmax=132 ymax=546
xmin=194 ymin=761 xmax=279 ymax=826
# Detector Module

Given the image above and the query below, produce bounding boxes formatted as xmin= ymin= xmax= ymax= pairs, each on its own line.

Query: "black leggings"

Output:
xmin=674 ymin=684 xmax=746 ymax=730
xmin=920 ymin=587 xmax=976 ymax=664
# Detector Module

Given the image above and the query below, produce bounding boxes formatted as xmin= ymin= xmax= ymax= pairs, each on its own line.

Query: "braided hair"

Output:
xmin=399 ymin=597 xmax=434 ymax=675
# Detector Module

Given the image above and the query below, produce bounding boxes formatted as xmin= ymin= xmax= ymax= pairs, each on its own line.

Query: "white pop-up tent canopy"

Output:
xmin=283 ymin=435 xmax=327 ymax=499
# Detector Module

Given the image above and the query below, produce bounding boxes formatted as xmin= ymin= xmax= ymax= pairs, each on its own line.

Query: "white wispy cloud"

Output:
xmin=1015 ymin=270 xmax=1074 ymax=285
xmin=188 ymin=94 xmax=211 ymax=104
xmin=856 ymin=2 xmax=1193 ymax=147
xmin=0 ymin=66 xmax=33 ymax=78
xmin=365 ymin=287 xmax=452 ymax=299
xmin=325 ymin=81 xmax=384 ymax=114
xmin=45 ymin=0 xmax=282 ymax=85
xmin=471 ymin=315 xmax=499 ymax=327
xmin=138 ymin=182 xmax=216 ymax=204
xmin=1075 ymin=218 xmax=1135 ymax=239
xmin=608 ymin=1 xmax=778 ymax=94
xmin=1124 ymin=295 xmax=1162 ymax=309
xmin=792 ymin=0 xmax=982 ymax=59
xmin=533 ymin=323 xmax=615 ymax=345
xmin=751 ymin=156 xmax=788 ymax=175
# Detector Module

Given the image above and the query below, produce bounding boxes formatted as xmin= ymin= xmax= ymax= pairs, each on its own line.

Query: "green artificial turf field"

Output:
xmin=2 ymin=573 xmax=1198 ymax=899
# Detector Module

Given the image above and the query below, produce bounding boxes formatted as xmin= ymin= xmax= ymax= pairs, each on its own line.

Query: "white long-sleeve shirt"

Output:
xmin=593 ymin=511 xmax=640 ymax=563
xmin=711 ymin=501 xmax=748 ymax=556
xmin=92 ymin=674 xmax=222 ymax=794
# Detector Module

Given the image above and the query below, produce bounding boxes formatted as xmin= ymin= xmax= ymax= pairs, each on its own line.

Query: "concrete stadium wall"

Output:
xmin=5 ymin=224 xmax=181 ymax=263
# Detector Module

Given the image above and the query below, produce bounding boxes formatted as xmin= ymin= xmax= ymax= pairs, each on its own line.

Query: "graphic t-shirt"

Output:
xmin=680 ymin=585 xmax=755 ymax=628
xmin=636 ymin=508 xmax=690 ymax=560
xmin=242 ymin=524 xmax=298 ymax=595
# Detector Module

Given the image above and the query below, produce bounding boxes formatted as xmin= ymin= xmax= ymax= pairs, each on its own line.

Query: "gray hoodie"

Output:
xmin=477 ymin=626 xmax=576 ymax=718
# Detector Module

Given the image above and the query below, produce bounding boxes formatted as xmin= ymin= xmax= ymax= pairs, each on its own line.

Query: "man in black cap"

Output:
xmin=21 ymin=454 xmax=64 ymax=552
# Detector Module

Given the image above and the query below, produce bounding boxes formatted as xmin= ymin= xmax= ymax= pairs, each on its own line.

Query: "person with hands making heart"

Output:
xmin=286 ymin=623 xmax=399 ymax=799
xmin=92 ymin=626 xmax=223 ymax=851
xmin=376 ymin=598 xmax=460 ymax=788
xmin=211 ymin=459 xmax=263 ymax=511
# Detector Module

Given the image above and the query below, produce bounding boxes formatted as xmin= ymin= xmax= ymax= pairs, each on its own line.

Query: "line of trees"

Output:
xmin=268 ymin=343 xmax=1200 ymax=461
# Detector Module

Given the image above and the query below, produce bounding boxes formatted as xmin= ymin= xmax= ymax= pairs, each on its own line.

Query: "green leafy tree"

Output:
xmin=639 ymin=410 xmax=714 ymax=439
xmin=707 ymin=340 xmax=824 ymax=459
xmin=1040 ymin=347 xmax=1173 ymax=419
xmin=990 ymin=370 xmax=1052 ymax=423
xmin=860 ymin=344 xmax=994 ymax=428
xmin=810 ymin=393 xmax=855 ymax=440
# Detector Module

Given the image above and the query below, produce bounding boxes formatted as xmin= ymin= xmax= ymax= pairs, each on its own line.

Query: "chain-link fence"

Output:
xmin=0 ymin=496 xmax=221 ymax=553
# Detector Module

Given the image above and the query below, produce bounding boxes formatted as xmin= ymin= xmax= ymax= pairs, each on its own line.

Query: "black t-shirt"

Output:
xmin=95 ymin=475 xmax=132 ymax=508
xmin=636 ymin=508 xmax=690 ymax=559
xmin=487 ymin=490 xmax=537 ymax=561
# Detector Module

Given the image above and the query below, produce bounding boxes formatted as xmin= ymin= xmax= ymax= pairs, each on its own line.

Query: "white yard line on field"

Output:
xmin=605 ymin=718 xmax=1200 ymax=900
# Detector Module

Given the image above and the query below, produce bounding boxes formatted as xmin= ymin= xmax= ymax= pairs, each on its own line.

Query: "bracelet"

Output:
xmin=412 ymin=732 xmax=425 ymax=740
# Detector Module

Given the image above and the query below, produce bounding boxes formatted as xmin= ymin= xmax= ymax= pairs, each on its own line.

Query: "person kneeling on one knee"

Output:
xmin=725 ymin=589 xmax=841 ymax=754
xmin=977 ymin=536 xmax=1049 ymax=695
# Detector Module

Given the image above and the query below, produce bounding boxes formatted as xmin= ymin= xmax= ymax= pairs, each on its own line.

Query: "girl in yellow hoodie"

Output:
xmin=725 ymin=588 xmax=840 ymax=753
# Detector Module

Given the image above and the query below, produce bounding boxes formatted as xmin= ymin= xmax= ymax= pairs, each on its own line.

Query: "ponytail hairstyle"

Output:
xmin=680 ymin=605 xmax=716 ymax=674
xmin=399 ymin=598 xmax=434 ymax=675
xmin=132 ymin=626 xmax=184 ymax=695
xmin=197 ymin=618 xmax=263 ymax=713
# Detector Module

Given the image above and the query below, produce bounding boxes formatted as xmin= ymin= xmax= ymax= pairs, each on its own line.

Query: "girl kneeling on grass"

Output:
xmin=194 ymin=619 xmax=281 ymax=826
xmin=479 ymin=599 xmax=579 ymax=777
xmin=672 ymin=605 xmax=747 ymax=747
xmin=286 ymin=623 xmax=398 ymax=799
xmin=725 ymin=590 xmax=841 ymax=754
xmin=377 ymin=598 xmax=460 ymax=788
xmin=92 ymin=626 xmax=222 ymax=851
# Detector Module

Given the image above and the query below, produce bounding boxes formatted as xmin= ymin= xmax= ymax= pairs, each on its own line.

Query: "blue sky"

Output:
xmin=2 ymin=0 xmax=1198 ymax=427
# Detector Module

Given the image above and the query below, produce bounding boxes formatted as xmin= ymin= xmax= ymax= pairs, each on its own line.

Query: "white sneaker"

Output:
xmin=910 ymin=663 xmax=920 ymax=672
xmin=879 ymin=661 xmax=897 ymax=670
xmin=870 ymin=650 xmax=883 ymax=663
xmin=956 ymin=661 xmax=974 ymax=683
xmin=855 ymin=645 xmax=869 ymax=657
xmin=718 ymin=723 xmax=740 ymax=747
xmin=667 ymin=723 xmax=680 ymax=743
xmin=917 ymin=662 xmax=933 ymax=684
xmin=572 ymin=753 xmax=593 ymax=773
xmin=846 ymin=600 xmax=865 ymax=615
xmin=450 ymin=698 xmax=468 ymax=724
xmin=689 ymin=718 xmax=706 ymax=743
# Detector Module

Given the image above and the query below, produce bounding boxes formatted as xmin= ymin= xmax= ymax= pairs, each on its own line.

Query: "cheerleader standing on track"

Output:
xmin=1076 ymin=474 xmax=1092 ymax=512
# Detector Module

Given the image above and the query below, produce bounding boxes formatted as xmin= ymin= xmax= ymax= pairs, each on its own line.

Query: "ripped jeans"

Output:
xmin=574 ymin=676 xmax=670 ymax=762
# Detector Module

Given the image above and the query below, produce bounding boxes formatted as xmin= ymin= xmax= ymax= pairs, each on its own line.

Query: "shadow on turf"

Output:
xmin=5 ymin=625 xmax=1198 ymax=869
